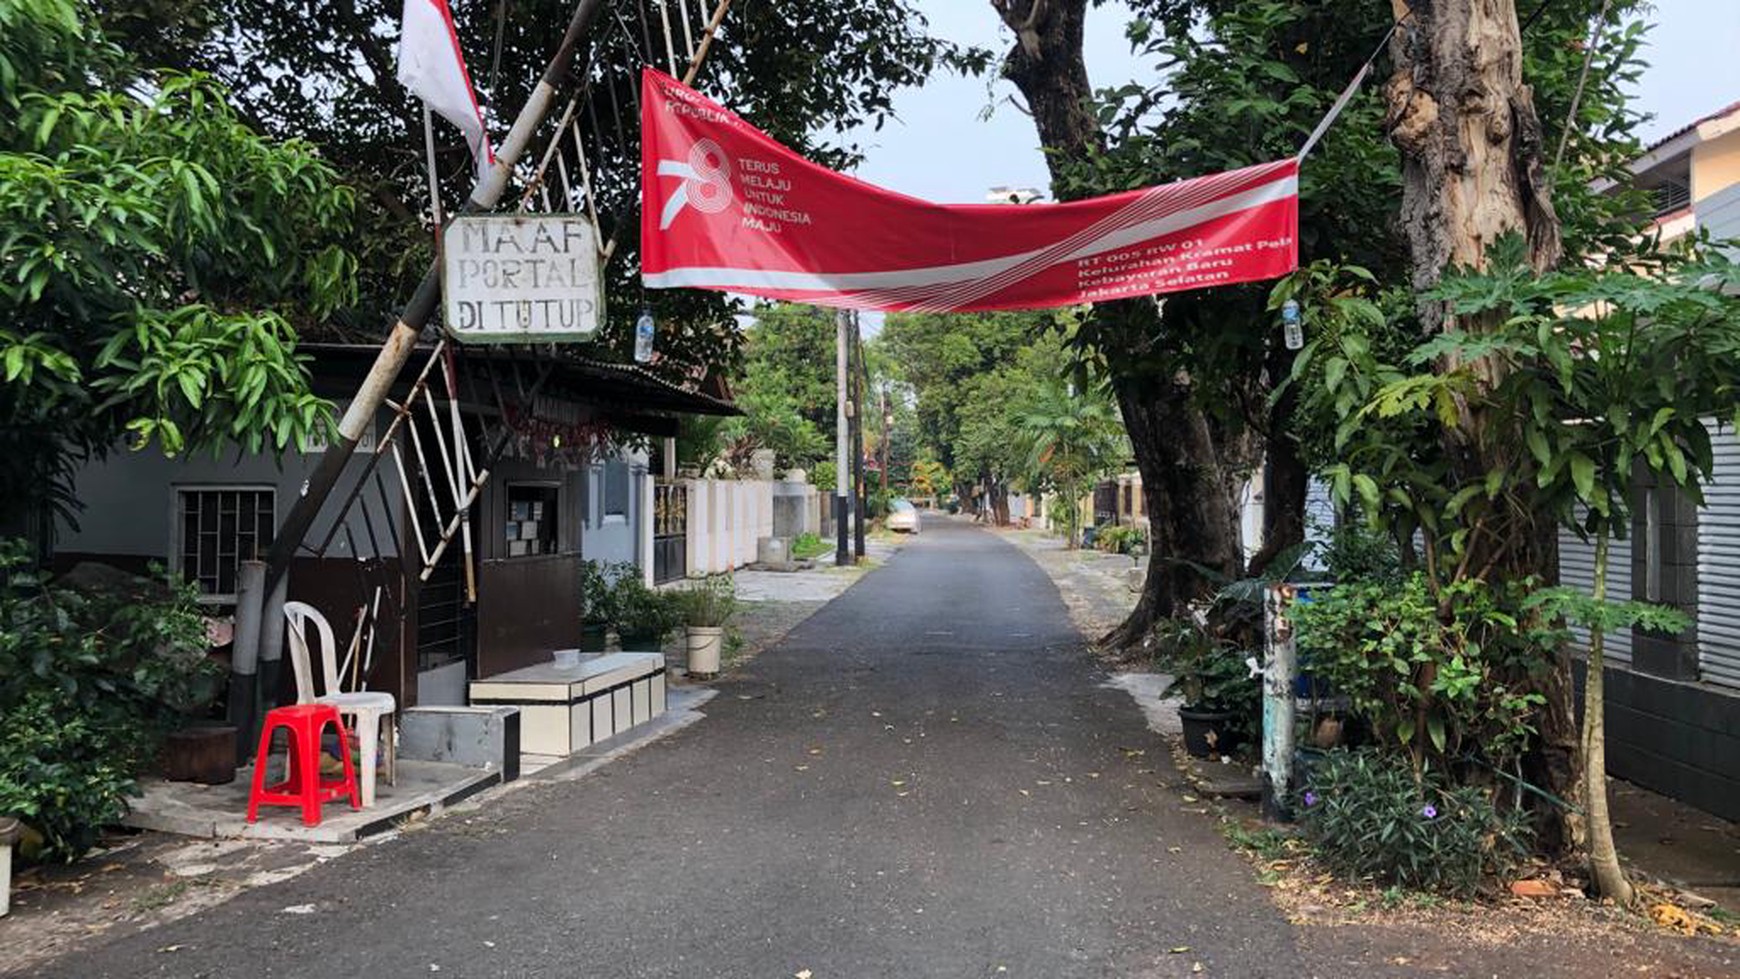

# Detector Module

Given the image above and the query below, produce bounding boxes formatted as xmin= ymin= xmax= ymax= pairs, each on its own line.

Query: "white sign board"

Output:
xmin=442 ymin=214 xmax=604 ymax=343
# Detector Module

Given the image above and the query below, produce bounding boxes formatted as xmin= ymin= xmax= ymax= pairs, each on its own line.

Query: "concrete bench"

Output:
xmin=467 ymin=652 xmax=666 ymax=756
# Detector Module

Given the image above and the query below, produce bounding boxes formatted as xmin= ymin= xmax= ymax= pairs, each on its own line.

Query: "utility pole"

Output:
xmin=879 ymin=386 xmax=890 ymax=497
xmin=835 ymin=308 xmax=851 ymax=566
xmin=851 ymin=311 xmax=866 ymax=561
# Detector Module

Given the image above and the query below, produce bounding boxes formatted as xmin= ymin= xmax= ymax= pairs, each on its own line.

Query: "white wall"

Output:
xmin=685 ymin=477 xmax=775 ymax=576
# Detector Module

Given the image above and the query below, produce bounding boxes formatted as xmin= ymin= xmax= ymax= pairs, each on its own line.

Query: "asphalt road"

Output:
xmin=42 ymin=517 xmax=1302 ymax=978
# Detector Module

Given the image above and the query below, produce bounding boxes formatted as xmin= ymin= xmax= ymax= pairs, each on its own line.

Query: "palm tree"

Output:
xmin=1016 ymin=381 xmax=1127 ymax=549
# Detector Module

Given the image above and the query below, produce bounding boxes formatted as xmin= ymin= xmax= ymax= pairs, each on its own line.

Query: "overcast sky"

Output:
xmin=849 ymin=1 xmax=1740 ymax=204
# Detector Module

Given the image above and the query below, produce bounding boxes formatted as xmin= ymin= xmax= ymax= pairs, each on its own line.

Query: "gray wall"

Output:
xmin=57 ymin=407 xmax=401 ymax=565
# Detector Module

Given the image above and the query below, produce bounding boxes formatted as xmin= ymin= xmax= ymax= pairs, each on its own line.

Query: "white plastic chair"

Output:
xmin=283 ymin=601 xmax=396 ymax=807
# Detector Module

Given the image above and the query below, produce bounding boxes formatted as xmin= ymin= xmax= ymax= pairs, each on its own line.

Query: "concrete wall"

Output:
xmin=1692 ymin=126 xmax=1740 ymax=205
xmin=686 ymin=477 xmax=775 ymax=576
xmin=579 ymin=445 xmax=650 ymax=580
xmin=57 ymin=406 xmax=401 ymax=567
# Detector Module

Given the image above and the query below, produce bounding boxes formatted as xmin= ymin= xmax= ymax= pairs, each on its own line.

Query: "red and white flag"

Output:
xmin=397 ymin=0 xmax=495 ymax=182
xmin=640 ymin=68 xmax=1299 ymax=313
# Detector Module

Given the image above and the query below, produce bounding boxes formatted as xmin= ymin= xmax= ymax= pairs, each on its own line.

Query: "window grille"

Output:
xmin=175 ymin=487 xmax=275 ymax=601
xmin=1651 ymin=180 xmax=1691 ymax=217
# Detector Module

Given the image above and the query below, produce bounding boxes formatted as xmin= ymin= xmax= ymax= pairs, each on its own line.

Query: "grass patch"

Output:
xmin=790 ymin=533 xmax=829 ymax=560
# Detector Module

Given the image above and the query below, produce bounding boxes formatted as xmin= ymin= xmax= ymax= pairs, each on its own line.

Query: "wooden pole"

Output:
xmin=263 ymin=0 xmax=611 ymax=595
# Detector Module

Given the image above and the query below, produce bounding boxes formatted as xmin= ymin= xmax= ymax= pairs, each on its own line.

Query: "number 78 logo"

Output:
xmin=657 ymin=138 xmax=734 ymax=229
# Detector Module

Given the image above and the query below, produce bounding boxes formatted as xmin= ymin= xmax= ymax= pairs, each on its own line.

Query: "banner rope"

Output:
xmin=1296 ymin=11 xmax=1408 ymax=162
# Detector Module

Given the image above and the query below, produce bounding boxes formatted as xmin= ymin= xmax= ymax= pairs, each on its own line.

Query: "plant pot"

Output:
xmin=1178 ymin=706 xmax=1242 ymax=758
xmin=580 ymin=623 xmax=610 ymax=652
xmin=619 ymin=629 xmax=664 ymax=652
xmin=685 ymin=626 xmax=723 ymax=678
xmin=161 ymin=725 xmax=238 ymax=784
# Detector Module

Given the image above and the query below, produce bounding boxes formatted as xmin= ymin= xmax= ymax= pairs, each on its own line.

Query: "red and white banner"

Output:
xmin=640 ymin=68 xmax=1298 ymax=312
xmin=397 ymin=0 xmax=494 ymax=181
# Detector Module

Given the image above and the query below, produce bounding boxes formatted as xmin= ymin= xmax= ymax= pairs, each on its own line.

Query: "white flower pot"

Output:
xmin=685 ymin=626 xmax=724 ymax=677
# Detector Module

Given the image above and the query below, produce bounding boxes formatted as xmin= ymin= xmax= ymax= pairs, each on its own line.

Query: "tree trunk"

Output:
xmin=1584 ymin=533 xmax=1633 ymax=903
xmin=1385 ymin=0 xmax=1579 ymax=849
xmin=1246 ymin=337 xmax=1309 ymax=578
xmin=1101 ymin=371 xmax=1243 ymax=649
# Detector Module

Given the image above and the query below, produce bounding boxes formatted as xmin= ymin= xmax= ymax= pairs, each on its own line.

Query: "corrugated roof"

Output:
xmin=301 ymin=343 xmax=740 ymax=418
xmin=1641 ymin=99 xmax=1740 ymax=156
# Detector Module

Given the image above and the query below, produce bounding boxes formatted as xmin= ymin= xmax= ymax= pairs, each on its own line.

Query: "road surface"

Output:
xmin=41 ymin=518 xmax=1301 ymax=978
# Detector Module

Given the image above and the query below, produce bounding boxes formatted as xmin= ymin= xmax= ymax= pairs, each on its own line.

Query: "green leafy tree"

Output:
xmin=1015 ymin=380 xmax=1127 ymax=547
xmin=0 ymin=0 xmax=358 ymax=529
xmin=100 ymin=0 xmax=981 ymax=376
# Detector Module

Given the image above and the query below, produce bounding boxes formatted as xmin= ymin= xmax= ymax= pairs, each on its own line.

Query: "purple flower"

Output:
xmin=1303 ymin=791 xmax=1319 ymax=807
xmin=1421 ymin=804 xmax=1438 ymax=820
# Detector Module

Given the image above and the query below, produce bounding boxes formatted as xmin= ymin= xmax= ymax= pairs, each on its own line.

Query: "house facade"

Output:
xmin=51 ymin=343 xmax=736 ymax=711
xmin=1560 ymin=101 xmax=1740 ymax=820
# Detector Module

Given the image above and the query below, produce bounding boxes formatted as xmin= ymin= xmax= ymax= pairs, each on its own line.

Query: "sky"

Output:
xmin=846 ymin=1 xmax=1740 ymax=205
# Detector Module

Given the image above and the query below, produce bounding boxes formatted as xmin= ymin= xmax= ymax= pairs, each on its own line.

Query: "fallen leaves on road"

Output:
xmin=1648 ymin=902 xmax=1722 ymax=936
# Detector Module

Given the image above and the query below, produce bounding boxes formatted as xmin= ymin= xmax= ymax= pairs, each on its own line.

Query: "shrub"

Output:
xmin=1297 ymin=749 xmax=1531 ymax=897
xmin=1150 ymin=617 xmax=1260 ymax=744
xmin=0 ymin=542 xmax=221 ymax=861
xmin=1292 ymin=572 xmax=1552 ymax=774
xmin=1094 ymin=524 xmax=1147 ymax=555
xmin=790 ymin=532 xmax=829 ymax=560
xmin=614 ymin=576 xmax=678 ymax=640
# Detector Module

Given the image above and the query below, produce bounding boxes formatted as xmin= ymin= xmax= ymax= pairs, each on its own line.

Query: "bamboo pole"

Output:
xmin=263 ymin=0 xmax=611 ymax=594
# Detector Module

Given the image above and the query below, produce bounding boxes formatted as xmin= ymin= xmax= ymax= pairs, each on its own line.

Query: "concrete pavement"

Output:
xmin=35 ymin=518 xmax=1301 ymax=978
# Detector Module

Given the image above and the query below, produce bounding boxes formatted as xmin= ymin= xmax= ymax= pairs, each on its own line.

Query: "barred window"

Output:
xmin=175 ymin=487 xmax=275 ymax=601
xmin=604 ymin=461 xmax=630 ymax=519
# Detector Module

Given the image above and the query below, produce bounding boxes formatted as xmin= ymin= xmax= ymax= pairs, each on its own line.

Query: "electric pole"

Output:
xmin=835 ymin=307 xmax=850 ymax=566
xmin=851 ymin=311 xmax=866 ymax=561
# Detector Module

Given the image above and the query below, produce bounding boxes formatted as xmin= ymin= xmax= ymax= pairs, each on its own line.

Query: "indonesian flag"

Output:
xmin=641 ymin=68 xmax=1299 ymax=313
xmin=397 ymin=0 xmax=495 ymax=182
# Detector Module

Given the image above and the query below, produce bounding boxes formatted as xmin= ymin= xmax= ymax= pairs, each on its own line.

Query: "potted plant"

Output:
xmin=672 ymin=576 xmax=736 ymax=679
xmin=1153 ymin=618 xmax=1258 ymax=758
xmin=615 ymin=576 xmax=676 ymax=651
xmin=579 ymin=560 xmax=616 ymax=651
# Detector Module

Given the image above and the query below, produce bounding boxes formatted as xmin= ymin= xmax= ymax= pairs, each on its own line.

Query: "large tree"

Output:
xmin=99 ymin=0 xmax=978 ymax=380
xmin=990 ymin=0 xmax=1406 ymax=647
xmin=0 ymin=0 xmax=358 ymax=533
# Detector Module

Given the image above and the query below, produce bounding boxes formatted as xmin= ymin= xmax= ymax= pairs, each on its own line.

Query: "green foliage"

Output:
xmin=1151 ymin=617 xmax=1259 ymax=726
xmin=1292 ymin=236 xmax=1740 ymax=593
xmin=579 ymin=559 xmax=626 ymax=626
xmin=614 ymin=576 xmax=678 ymax=641
xmin=1297 ymin=748 xmax=1532 ymax=897
xmin=1094 ymin=525 xmax=1147 ymax=555
xmin=790 ymin=532 xmax=829 ymax=561
xmin=1 ymin=0 xmax=357 ymax=526
xmin=103 ymin=0 xmax=975 ymax=378
xmin=1018 ymin=378 xmax=1128 ymax=544
xmin=672 ymin=575 xmax=736 ymax=628
xmin=0 ymin=541 xmax=222 ymax=861
xmin=1524 ymin=586 xmax=1690 ymax=642
xmin=1318 ymin=520 xmax=1401 ymax=582
xmin=811 ymin=460 xmax=838 ymax=493
xmin=1294 ymin=574 xmax=1555 ymax=775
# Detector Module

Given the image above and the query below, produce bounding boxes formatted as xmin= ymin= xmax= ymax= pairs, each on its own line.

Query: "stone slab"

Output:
xmin=122 ymin=759 xmax=497 ymax=844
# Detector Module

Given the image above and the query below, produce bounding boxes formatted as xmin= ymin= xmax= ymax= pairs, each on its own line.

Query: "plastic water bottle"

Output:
xmin=634 ymin=308 xmax=655 ymax=363
xmin=1281 ymin=299 xmax=1303 ymax=351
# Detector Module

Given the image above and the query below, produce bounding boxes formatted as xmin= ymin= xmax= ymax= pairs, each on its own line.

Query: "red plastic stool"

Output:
xmin=246 ymin=703 xmax=360 ymax=827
